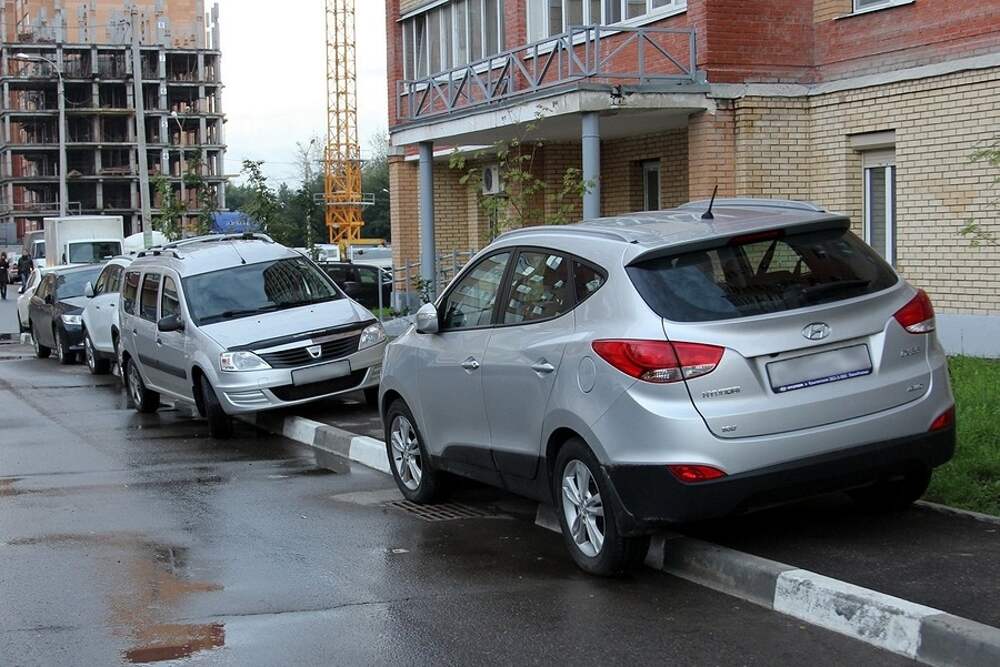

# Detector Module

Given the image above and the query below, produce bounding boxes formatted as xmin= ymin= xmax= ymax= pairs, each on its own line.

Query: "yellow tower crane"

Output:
xmin=323 ymin=0 xmax=371 ymax=249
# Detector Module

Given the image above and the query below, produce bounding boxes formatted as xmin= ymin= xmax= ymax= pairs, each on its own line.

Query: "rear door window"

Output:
xmin=502 ymin=251 xmax=571 ymax=324
xmin=139 ymin=274 xmax=161 ymax=322
xmin=627 ymin=227 xmax=898 ymax=322
xmin=122 ymin=272 xmax=140 ymax=315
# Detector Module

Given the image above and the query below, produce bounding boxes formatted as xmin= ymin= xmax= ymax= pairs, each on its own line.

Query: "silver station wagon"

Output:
xmin=379 ymin=199 xmax=956 ymax=575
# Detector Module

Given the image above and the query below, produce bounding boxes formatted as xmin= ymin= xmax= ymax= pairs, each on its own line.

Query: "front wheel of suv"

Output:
xmin=849 ymin=467 xmax=932 ymax=512
xmin=384 ymin=400 xmax=445 ymax=503
xmin=125 ymin=357 xmax=160 ymax=414
xmin=199 ymin=376 xmax=233 ymax=440
xmin=553 ymin=438 xmax=649 ymax=576
xmin=85 ymin=333 xmax=110 ymax=375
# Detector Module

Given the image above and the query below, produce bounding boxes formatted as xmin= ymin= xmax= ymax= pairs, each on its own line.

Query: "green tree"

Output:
xmin=962 ymin=140 xmax=999 ymax=247
xmin=240 ymin=160 xmax=285 ymax=242
xmin=151 ymin=174 xmax=184 ymax=241
xmin=362 ymin=133 xmax=391 ymax=241
xmin=184 ymin=155 xmax=217 ymax=236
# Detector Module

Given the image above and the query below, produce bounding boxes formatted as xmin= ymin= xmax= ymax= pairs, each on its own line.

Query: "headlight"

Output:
xmin=220 ymin=351 xmax=271 ymax=372
xmin=358 ymin=322 xmax=386 ymax=350
xmin=61 ymin=314 xmax=82 ymax=326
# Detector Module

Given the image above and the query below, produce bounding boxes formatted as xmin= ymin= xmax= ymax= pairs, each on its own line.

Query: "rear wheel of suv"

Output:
xmin=125 ymin=357 xmax=160 ymax=414
xmin=84 ymin=333 xmax=110 ymax=375
xmin=31 ymin=323 xmax=51 ymax=359
xmin=199 ymin=376 xmax=233 ymax=440
xmin=849 ymin=467 xmax=932 ymax=512
xmin=385 ymin=400 xmax=445 ymax=503
xmin=554 ymin=438 xmax=649 ymax=576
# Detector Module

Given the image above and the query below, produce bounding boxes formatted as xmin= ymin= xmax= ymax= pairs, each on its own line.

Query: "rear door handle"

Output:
xmin=531 ymin=361 xmax=556 ymax=374
xmin=461 ymin=357 xmax=481 ymax=371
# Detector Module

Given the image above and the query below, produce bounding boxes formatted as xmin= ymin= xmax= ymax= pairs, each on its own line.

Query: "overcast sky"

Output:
xmin=215 ymin=0 xmax=388 ymax=186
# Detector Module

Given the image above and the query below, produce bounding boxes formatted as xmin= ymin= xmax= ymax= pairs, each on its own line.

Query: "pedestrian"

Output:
xmin=17 ymin=253 xmax=33 ymax=293
xmin=0 ymin=253 xmax=9 ymax=300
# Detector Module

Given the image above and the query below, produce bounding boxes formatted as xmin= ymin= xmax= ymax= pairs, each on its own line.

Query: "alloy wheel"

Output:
xmin=561 ymin=459 xmax=606 ymax=558
xmin=128 ymin=361 xmax=144 ymax=408
xmin=85 ymin=337 xmax=95 ymax=371
xmin=390 ymin=415 xmax=422 ymax=491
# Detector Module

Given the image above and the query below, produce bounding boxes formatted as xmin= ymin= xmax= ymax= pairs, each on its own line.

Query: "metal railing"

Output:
xmin=394 ymin=249 xmax=479 ymax=312
xmin=397 ymin=25 xmax=698 ymax=122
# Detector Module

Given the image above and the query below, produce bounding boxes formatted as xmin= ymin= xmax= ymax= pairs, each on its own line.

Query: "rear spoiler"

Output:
xmin=626 ymin=216 xmax=850 ymax=267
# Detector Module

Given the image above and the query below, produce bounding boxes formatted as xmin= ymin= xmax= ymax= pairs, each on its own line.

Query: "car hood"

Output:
xmin=198 ymin=298 xmax=372 ymax=350
xmin=59 ymin=296 xmax=88 ymax=313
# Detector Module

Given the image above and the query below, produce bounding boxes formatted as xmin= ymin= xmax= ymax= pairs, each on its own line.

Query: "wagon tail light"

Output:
xmin=591 ymin=340 xmax=724 ymax=384
xmin=894 ymin=289 xmax=936 ymax=334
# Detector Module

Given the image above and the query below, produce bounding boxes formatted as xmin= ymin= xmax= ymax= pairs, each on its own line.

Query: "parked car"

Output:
xmin=7 ymin=253 xmax=21 ymax=283
xmin=379 ymin=199 xmax=956 ymax=576
xmin=28 ymin=264 xmax=104 ymax=364
xmin=319 ymin=261 xmax=392 ymax=312
xmin=118 ymin=234 xmax=387 ymax=438
xmin=81 ymin=256 xmax=133 ymax=375
xmin=18 ymin=264 xmax=76 ymax=333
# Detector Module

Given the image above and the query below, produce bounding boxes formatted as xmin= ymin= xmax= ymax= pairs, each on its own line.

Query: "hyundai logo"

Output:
xmin=802 ymin=322 xmax=831 ymax=341
xmin=306 ymin=345 xmax=323 ymax=359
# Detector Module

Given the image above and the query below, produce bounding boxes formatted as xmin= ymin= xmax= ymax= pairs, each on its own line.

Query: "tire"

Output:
xmin=55 ymin=327 xmax=76 ymax=365
xmin=31 ymin=323 xmax=51 ymax=359
xmin=363 ymin=386 xmax=379 ymax=408
xmin=84 ymin=333 xmax=110 ymax=375
xmin=553 ymin=438 xmax=649 ymax=576
xmin=125 ymin=356 xmax=160 ymax=414
xmin=199 ymin=376 xmax=233 ymax=439
xmin=849 ymin=467 xmax=932 ymax=512
xmin=384 ymin=400 xmax=445 ymax=504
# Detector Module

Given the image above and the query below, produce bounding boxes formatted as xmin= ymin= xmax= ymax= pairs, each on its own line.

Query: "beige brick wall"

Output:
xmin=688 ymin=106 xmax=737 ymax=199
xmin=734 ymin=97 xmax=813 ymax=200
xmin=602 ymin=129 xmax=689 ymax=215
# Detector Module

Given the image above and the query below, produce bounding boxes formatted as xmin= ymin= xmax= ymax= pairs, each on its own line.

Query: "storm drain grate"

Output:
xmin=386 ymin=500 xmax=506 ymax=522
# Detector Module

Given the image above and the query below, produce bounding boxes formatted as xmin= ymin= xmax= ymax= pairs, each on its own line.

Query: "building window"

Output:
xmin=863 ymin=149 xmax=896 ymax=266
xmin=642 ymin=160 xmax=661 ymax=211
xmin=854 ymin=0 xmax=905 ymax=12
xmin=528 ymin=0 xmax=685 ymax=41
xmin=402 ymin=0 xmax=505 ymax=79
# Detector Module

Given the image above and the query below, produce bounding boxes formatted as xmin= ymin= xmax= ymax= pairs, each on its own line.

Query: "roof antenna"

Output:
xmin=702 ymin=185 xmax=718 ymax=220
xmin=229 ymin=240 xmax=248 ymax=265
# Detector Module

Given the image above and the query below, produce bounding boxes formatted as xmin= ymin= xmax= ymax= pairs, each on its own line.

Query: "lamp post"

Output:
xmin=15 ymin=53 xmax=67 ymax=218
xmin=169 ymin=110 xmax=186 ymax=215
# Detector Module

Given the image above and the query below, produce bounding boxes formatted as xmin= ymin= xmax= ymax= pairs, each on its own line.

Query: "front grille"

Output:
xmin=259 ymin=334 xmax=362 ymax=369
xmin=270 ymin=370 xmax=367 ymax=402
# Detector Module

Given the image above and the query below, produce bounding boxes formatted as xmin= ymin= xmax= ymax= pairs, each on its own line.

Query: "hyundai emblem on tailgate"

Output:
xmin=307 ymin=344 xmax=323 ymax=359
xmin=802 ymin=322 xmax=831 ymax=341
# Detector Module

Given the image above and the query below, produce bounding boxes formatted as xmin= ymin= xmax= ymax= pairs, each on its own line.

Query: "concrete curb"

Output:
xmin=916 ymin=500 xmax=1000 ymax=526
xmin=252 ymin=412 xmax=1000 ymax=666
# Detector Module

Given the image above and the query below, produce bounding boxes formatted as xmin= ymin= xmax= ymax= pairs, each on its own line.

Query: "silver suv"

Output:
xmin=119 ymin=234 xmax=386 ymax=438
xmin=379 ymin=200 xmax=955 ymax=575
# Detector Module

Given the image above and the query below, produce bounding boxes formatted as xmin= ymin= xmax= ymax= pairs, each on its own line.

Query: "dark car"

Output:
xmin=319 ymin=262 xmax=392 ymax=312
xmin=29 ymin=264 xmax=104 ymax=365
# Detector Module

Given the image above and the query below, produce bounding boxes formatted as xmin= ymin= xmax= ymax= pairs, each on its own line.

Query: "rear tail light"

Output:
xmin=592 ymin=340 xmax=724 ymax=384
xmin=668 ymin=464 xmax=727 ymax=483
xmin=894 ymin=289 xmax=936 ymax=334
xmin=929 ymin=405 xmax=955 ymax=432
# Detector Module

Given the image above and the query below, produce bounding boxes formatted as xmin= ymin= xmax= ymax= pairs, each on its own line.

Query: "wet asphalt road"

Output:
xmin=0 ymin=353 xmax=913 ymax=666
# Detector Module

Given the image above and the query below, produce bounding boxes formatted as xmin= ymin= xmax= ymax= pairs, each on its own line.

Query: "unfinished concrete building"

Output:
xmin=0 ymin=0 xmax=225 ymax=240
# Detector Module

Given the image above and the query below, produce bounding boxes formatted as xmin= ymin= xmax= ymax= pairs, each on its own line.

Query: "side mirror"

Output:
xmin=415 ymin=302 xmax=439 ymax=335
xmin=157 ymin=314 xmax=184 ymax=333
xmin=84 ymin=282 xmax=95 ymax=298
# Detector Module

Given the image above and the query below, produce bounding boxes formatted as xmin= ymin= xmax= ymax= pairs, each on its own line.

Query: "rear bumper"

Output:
xmin=605 ymin=426 xmax=955 ymax=532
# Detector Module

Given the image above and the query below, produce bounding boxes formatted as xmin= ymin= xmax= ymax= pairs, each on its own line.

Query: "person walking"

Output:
xmin=0 ymin=253 xmax=9 ymax=300
xmin=17 ymin=253 xmax=33 ymax=293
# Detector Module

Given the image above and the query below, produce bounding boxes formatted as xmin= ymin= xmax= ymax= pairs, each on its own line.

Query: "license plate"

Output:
xmin=767 ymin=344 xmax=872 ymax=394
xmin=291 ymin=360 xmax=351 ymax=386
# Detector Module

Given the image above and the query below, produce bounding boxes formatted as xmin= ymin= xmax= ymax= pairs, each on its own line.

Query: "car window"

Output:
xmin=503 ymin=251 xmax=572 ymax=325
xmin=358 ymin=267 xmax=378 ymax=285
xmin=440 ymin=252 xmax=511 ymax=331
xmin=94 ymin=265 xmax=114 ymax=295
xmin=111 ymin=265 xmax=126 ymax=293
xmin=122 ymin=271 xmax=140 ymax=315
xmin=161 ymin=276 xmax=181 ymax=320
xmin=139 ymin=274 xmax=161 ymax=322
xmin=36 ymin=275 xmax=52 ymax=300
xmin=573 ymin=261 xmax=606 ymax=302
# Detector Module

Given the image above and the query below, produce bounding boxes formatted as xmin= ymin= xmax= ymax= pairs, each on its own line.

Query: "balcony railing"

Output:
xmin=397 ymin=25 xmax=699 ymax=123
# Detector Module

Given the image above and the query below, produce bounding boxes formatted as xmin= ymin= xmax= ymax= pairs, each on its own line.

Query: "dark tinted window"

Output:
xmin=139 ymin=274 xmax=161 ymax=322
xmin=67 ymin=241 xmax=121 ymax=264
xmin=503 ymin=252 xmax=571 ymax=324
xmin=161 ymin=276 xmax=181 ymax=319
xmin=94 ymin=264 xmax=116 ymax=295
xmin=441 ymin=252 xmax=510 ymax=330
xmin=573 ymin=261 xmax=606 ymax=302
xmin=122 ymin=272 xmax=140 ymax=315
xmin=54 ymin=267 xmax=103 ymax=299
xmin=627 ymin=227 xmax=899 ymax=323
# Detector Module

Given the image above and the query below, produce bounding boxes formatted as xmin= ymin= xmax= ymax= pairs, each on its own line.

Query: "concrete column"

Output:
xmin=582 ymin=112 xmax=601 ymax=220
xmin=418 ymin=141 xmax=436 ymax=297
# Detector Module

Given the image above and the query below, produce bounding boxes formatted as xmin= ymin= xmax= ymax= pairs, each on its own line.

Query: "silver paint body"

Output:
xmin=82 ymin=257 xmax=133 ymax=355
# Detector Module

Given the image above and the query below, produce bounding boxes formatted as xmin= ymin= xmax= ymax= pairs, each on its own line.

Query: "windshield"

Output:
xmin=57 ymin=267 xmax=103 ymax=299
xmin=627 ymin=227 xmax=899 ymax=322
xmin=68 ymin=241 xmax=121 ymax=264
xmin=33 ymin=241 xmax=46 ymax=259
xmin=183 ymin=257 xmax=343 ymax=325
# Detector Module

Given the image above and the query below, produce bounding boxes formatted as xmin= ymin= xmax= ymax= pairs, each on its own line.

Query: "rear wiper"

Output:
xmin=800 ymin=279 xmax=870 ymax=301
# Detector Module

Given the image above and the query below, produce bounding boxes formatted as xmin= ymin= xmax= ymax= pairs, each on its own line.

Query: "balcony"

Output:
xmin=396 ymin=25 xmax=701 ymax=124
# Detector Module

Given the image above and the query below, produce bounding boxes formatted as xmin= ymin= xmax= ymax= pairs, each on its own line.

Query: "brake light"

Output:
xmin=894 ymin=289 xmax=936 ymax=334
xmin=592 ymin=340 xmax=724 ymax=383
xmin=929 ymin=406 xmax=955 ymax=432
xmin=668 ymin=464 xmax=727 ymax=483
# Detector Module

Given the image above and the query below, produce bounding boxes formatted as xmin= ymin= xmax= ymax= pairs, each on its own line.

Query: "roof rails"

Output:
xmin=160 ymin=232 xmax=274 ymax=250
xmin=678 ymin=198 xmax=827 ymax=213
xmin=135 ymin=248 xmax=183 ymax=260
xmin=497 ymin=225 xmax=636 ymax=244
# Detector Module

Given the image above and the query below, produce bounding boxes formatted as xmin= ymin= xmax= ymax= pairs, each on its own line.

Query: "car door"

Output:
xmin=482 ymin=249 xmax=576 ymax=484
xmin=415 ymin=251 xmax=512 ymax=482
xmin=31 ymin=275 xmax=56 ymax=346
xmin=133 ymin=272 xmax=163 ymax=389
xmin=153 ymin=273 xmax=191 ymax=399
xmin=86 ymin=263 xmax=122 ymax=353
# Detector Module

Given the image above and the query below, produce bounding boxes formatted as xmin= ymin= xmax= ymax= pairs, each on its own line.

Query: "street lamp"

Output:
xmin=15 ymin=52 xmax=67 ymax=217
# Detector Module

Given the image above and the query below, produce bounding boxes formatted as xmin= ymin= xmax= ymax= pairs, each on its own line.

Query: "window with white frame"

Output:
xmin=527 ymin=0 xmax=686 ymax=42
xmin=401 ymin=0 xmax=505 ymax=80
xmin=863 ymin=149 xmax=896 ymax=265
xmin=854 ymin=0 xmax=904 ymax=12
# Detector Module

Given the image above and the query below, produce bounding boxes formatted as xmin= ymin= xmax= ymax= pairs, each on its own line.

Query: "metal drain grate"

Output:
xmin=386 ymin=500 xmax=506 ymax=522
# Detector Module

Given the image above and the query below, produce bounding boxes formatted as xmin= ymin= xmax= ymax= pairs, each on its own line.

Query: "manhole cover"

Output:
xmin=386 ymin=500 xmax=506 ymax=522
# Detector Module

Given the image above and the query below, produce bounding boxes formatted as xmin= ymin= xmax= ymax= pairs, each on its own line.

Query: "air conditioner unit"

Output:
xmin=481 ymin=164 xmax=503 ymax=195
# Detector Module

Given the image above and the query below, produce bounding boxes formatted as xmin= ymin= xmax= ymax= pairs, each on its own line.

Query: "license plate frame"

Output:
xmin=291 ymin=360 xmax=351 ymax=386
xmin=767 ymin=344 xmax=872 ymax=394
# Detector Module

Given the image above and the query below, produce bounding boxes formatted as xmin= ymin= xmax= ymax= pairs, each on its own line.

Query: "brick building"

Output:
xmin=385 ymin=0 xmax=1000 ymax=356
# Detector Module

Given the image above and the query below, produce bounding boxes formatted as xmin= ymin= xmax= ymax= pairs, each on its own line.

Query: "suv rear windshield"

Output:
xmin=627 ymin=227 xmax=898 ymax=322
xmin=183 ymin=257 xmax=343 ymax=325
